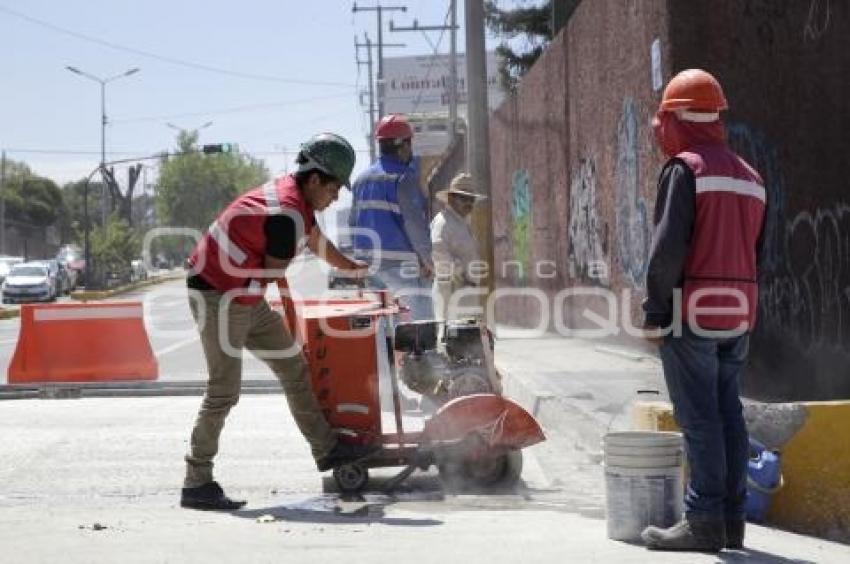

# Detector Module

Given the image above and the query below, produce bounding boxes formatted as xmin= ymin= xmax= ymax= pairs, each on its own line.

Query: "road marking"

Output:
xmin=154 ymin=335 xmax=200 ymax=357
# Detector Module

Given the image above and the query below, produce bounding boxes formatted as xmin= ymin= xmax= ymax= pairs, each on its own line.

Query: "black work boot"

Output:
xmin=641 ymin=517 xmax=726 ymax=552
xmin=316 ymin=441 xmax=380 ymax=472
xmin=726 ymin=519 xmax=745 ymax=549
xmin=180 ymin=481 xmax=246 ymax=511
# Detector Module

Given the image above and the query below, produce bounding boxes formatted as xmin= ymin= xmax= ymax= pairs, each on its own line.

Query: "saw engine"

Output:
xmin=395 ymin=319 xmax=501 ymax=405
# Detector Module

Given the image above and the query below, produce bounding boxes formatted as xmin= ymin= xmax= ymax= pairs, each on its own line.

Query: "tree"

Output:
xmin=156 ymin=130 xmax=268 ymax=233
xmin=1 ymin=158 xmax=64 ymax=227
xmin=101 ymin=162 xmax=144 ymax=226
xmin=58 ymin=178 xmax=106 ymax=245
xmin=485 ymin=1 xmax=553 ymax=91
xmin=90 ymin=216 xmax=140 ymax=284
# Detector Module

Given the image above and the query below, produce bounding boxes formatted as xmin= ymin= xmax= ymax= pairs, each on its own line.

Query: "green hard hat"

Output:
xmin=297 ymin=133 xmax=356 ymax=187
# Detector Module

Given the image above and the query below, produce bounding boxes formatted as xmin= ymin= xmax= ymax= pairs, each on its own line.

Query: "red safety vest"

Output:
xmin=677 ymin=145 xmax=765 ymax=332
xmin=187 ymin=175 xmax=315 ymax=305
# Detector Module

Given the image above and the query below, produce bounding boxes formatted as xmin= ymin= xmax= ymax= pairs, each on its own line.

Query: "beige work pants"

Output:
xmin=184 ymin=289 xmax=336 ymax=488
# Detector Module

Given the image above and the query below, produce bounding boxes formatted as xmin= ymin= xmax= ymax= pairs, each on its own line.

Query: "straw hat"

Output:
xmin=436 ymin=173 xmax=488 ymax=203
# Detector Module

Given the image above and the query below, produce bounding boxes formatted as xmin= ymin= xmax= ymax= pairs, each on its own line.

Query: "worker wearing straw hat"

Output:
xmin=430 ymin=173 xmax=488 ymax=321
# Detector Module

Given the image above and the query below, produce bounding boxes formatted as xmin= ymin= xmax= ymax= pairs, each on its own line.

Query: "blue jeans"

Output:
xmin=372 ymin=263 xmax=434 ymax=321
xmin=659 ymin=326 xmax=749 ymax=521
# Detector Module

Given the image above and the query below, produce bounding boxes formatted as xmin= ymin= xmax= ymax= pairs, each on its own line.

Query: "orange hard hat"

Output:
xmin=659 ymin=69 xmax=728 ymax=113
xmin=376 ymin=114 xmax=413 ymax=140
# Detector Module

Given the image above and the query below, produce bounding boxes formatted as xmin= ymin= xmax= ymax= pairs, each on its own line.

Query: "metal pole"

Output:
xmin=389 ymin=14 xmax=460 ymax=133
xmin=100 ymin=81 xmax=108 ymax=226
xmin=83 ymin=173 xmax=91 ymax=288
xmin=353 ymin=3 xmax=406 ymax=118
xmin=356 ymin=33 xmax=402 ymax=159
xmin=449 ymin=0 xmax=458 ymax=139
xmin=65 ymin=66 xmax=140 ymax=228
xmin=377 ymin=6 xmax=384 ymax=118
xmin=465 ymin=0 xmax=494 ymax=293
xmin=366 ymin=34 xmax=377 ymax=160
xmin=0 ymin=150 xmax=6 ymax=255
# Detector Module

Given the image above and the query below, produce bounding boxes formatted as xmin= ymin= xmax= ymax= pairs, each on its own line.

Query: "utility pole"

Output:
xmin=465 ymin=0 xmax=494 ymax=293
xmin=355 ymin=32 xmax=405 ymax=159
xmin=0 ymin=150 xmax=6 ymax=255
xmin=355 ymin=33 xmax=377 ymax=161
xmin=389 ymin=6 xmax=460 ymax=138
xmin=353 ymin=2 xmax=407 ymax=118
xmin=449 ymin=0 xmax=458 ymax=139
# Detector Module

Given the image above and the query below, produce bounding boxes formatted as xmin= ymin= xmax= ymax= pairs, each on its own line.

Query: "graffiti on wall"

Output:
xmin=511 ymin=169 xmax=532 ymax=280
xmin=729 ymin=123 xmax=850 ymax=353
xmin=763 ymin=205 xmax=850 ymax=353
xmin=614 ymin=98 xmax=651 ymax=288
xmin=568 ymin=159 xmax=609 ymax=283
xmin=728 ymin=123 xmax=786 ymax=273
xmin=804 ymin=0 xmax=831 ymax=42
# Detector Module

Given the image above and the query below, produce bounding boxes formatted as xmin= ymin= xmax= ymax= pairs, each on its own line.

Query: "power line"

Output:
xmin=0 ymin=4 xmax=356 ymax=88
xmin=112 ymin=93 xmax=355 ymax=124
xmin=352 ymin=2 xmax=408 ymax=117
xmin=405 ymin=3 xmax=452 ymax=115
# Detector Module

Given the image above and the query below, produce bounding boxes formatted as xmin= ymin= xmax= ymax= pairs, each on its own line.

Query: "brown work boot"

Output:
xmin=641 ymin=517 xmax=726 ymax=552
xmin=726 ymin=519 xmax=745 ymax=549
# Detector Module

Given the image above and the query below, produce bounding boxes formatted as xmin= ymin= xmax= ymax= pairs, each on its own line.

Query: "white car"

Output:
xmin=2 ymin=262 xmax=57 ymax=303
xmin=0 ymin=256 xmax=24 ymax=286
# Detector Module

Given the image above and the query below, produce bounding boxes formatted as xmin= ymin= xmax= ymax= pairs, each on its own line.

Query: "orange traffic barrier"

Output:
xmin=8 ymin=302 xmax=158 ymax=384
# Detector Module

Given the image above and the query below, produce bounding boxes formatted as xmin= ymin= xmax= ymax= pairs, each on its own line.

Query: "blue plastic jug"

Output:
xmin=745 ymin=438 xmax=783 ymax=522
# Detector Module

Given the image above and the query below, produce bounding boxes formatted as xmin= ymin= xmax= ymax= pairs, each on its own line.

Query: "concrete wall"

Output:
xmin=488 ymin=0 xmax=850 ymax=401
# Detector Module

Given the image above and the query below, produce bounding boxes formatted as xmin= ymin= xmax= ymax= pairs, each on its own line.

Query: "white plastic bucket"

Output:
xmin=603 ymin=431 xmax=684 ymax=542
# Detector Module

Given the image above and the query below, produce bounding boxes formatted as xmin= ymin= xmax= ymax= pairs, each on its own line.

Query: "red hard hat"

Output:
xmin=376 ymin=114 xmax=413 ymax=140
xmin=659 ymin=69 xmax=728 ymax=113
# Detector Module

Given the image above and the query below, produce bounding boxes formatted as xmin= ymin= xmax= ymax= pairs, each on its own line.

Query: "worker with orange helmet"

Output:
xmin=640 ymin=69 xmax=766 ymax=552
xmin=349 ymin=113 xmax=434 ymax=320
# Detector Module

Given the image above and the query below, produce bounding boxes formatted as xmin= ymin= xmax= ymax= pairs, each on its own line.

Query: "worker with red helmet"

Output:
xmin=349 ymin=113 xmax=434 ymax=320
xmin=640 ymin=69 xmax=766 ymax=552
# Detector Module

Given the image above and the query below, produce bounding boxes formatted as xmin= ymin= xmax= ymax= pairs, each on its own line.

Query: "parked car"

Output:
xmin=56 ymin=244 xmax=85 ymax=283
xmin=0 ymin=256 xmax=24 ymax=286
xmin=2 ymin=262 xmax=57 ymax=303
xmin=35 ymin=259 xmax=72 ymax=296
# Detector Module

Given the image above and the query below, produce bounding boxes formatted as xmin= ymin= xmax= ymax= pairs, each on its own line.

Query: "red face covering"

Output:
xmin=652 ymin=111 xmax=726 ymax=157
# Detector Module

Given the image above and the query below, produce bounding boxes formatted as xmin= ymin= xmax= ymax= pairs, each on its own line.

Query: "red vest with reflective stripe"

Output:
xmin=677 ymin=144 xmax=765 ymax=331
xmin=187 ymin=175 xmax=314 ymax=305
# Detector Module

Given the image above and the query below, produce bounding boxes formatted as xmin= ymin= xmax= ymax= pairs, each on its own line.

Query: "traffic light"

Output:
xmin=202 ymin=143 xmax=237 ymax=154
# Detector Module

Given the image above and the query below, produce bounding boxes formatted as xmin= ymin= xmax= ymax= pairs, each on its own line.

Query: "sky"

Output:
xmin=0 ymin=0 xmax=491 ymax=193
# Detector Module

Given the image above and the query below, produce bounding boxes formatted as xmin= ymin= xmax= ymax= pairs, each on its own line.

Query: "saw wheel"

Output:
xmin=333 ymin=463 xmax=369 ymax=493
xmin=438 ymin=450 xmax=524 ymax=490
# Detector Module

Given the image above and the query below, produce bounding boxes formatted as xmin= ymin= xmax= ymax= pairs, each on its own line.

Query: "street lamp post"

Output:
xmin=65 ymin=66 xmax=140 ymax=225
